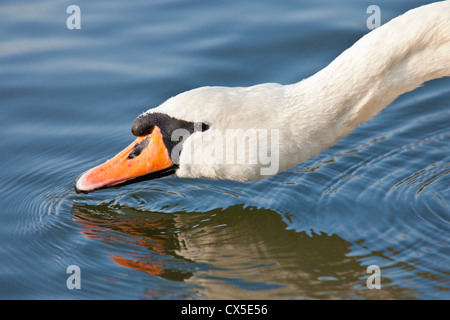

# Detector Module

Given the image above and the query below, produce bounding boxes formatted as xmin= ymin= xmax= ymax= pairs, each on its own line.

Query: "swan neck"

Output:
xmin=290 ymin=2 xmax=450 ymax=135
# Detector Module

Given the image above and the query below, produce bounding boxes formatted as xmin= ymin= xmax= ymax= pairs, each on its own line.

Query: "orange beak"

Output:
xmin=75 ymin=126 xmax=173 ymax=193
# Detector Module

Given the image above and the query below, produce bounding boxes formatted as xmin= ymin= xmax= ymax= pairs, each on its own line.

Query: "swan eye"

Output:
xmin=132 ymin=112 xmax=209 ymax=138
xmin=200 ymin=122 xmax=209 ymax=131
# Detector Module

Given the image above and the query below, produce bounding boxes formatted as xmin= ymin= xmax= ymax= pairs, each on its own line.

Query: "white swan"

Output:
xmin=75 ymin=1 xmax=450 ymax=193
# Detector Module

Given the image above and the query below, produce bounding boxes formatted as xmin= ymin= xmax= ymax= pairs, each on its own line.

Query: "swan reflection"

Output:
xmin=71 ymin=203 xmax=417 ymax=299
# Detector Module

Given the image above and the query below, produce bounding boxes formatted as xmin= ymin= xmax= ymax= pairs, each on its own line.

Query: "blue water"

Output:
xmin=0 ymin=0 xmax=448 ymax=299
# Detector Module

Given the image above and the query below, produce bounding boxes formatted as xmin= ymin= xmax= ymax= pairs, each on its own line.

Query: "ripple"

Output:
xmin=1 ymin=0 xmax=449 ymax=299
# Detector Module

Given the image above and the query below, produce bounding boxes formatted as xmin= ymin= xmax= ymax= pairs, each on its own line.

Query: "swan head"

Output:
xmin=75 ymin=1 xmax=450 ymax=193
xmin=75 ymin=86 xmax=283 ymax=193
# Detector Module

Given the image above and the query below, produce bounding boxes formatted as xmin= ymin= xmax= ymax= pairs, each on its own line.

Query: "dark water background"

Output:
xmin=0 ymin=0 xmax=448 ymax=299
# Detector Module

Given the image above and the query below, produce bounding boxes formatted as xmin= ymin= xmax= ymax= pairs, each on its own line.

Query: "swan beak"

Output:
xmin=75 ymin=126 xmax=173 ymax=193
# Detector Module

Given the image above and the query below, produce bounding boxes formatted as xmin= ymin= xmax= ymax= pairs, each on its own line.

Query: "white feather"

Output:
xmin=144 ymin=1 xmax=450 ymax=182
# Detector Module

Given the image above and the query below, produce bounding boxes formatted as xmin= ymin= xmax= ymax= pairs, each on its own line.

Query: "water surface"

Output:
xmin=0 ymin=0 xmax=448 ymax=299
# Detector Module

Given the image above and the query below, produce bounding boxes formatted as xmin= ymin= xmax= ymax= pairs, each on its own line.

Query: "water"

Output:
xmin=0 ymin=0 xmax=448 ymax=299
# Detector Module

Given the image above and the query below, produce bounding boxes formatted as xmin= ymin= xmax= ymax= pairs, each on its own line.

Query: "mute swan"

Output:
xmin=75 ymin=1 xmax=450 ymax=193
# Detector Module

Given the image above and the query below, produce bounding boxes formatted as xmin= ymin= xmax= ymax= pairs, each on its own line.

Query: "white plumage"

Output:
xmin=140 ymin=2 xmax=449 ymax=182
